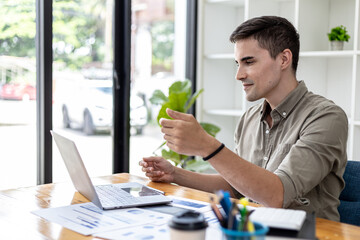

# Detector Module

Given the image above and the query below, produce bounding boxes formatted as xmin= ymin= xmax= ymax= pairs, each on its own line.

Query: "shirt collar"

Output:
xmin=260 ymin=101 xmax=271 ymax=121
xmin=260 ymin=81 xmax=308 ymax=120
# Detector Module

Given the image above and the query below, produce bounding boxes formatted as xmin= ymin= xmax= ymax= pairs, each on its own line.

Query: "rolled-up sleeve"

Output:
xmin=275 ymin=169 xmax=298 ymax=207
xmin=274 ymin=105 xmax=348 ymax=208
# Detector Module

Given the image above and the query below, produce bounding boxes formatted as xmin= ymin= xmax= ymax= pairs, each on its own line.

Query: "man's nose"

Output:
xmin=236 ymin=66 xmax=246 ymax=81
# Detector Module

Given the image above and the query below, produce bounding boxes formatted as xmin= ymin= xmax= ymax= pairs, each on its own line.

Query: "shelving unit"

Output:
xmin=196 ymin=0 xmax=360 ymax=159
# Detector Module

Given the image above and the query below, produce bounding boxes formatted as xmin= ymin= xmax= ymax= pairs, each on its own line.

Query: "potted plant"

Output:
xmin=327 ymin=25 xmax=350 ymax=50
xmin=149 ymin=79 xmax=220 ymax=172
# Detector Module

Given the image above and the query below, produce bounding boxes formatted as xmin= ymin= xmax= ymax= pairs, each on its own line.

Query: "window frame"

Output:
xmin=35 ymin=0 xmax=197 ymax=184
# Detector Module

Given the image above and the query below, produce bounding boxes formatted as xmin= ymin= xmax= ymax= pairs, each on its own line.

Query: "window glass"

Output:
xmin=0 ymin=0 xmax=37 ymax=189
xmin=129 ymin=0 xmax=187 ymax=176
xmin=52 ymin=0 xmax=114 ymax=182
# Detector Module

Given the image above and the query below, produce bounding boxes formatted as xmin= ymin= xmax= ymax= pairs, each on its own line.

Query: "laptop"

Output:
xmin=51 ymin=131 xmax=172 ymax=210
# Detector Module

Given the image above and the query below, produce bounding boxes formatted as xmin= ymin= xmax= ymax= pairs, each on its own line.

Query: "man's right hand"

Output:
xmin=139 ymin=156 xmax=175 ymax=183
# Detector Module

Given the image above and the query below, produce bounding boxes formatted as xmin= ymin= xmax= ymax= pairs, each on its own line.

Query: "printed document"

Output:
xmin=32 ymin=202 xmax=171 ymax=235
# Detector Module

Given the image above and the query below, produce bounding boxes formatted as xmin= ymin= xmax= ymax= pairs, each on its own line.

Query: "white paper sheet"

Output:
xmin=32 ymin=196 xmax=223 ymax=238
xmin=168 ymin=195 xmax=211 ymax=213
xmin=32 ymin=202 xmax=171 ymax=235
xmin=94 ymin=198 xmax=223 ymax=240
xmin=94 ymin=223 xmax=170 ymax=240
xmin=94 ymin=221 xmax=223 ymax=240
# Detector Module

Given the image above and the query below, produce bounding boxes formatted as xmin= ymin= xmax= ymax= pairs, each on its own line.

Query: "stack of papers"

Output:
xmin=32 ymin=195 xmax=223 ymax=240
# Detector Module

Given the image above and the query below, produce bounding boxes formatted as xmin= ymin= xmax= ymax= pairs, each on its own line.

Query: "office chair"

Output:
xmin=338 ymin=160 xmax=360 ymax=226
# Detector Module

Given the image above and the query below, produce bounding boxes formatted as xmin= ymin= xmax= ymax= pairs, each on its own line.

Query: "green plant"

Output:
xmin=149 ymin=79 xmax=220 ymax=172
xmin=327 ymin=25 xmax=350 ymax=42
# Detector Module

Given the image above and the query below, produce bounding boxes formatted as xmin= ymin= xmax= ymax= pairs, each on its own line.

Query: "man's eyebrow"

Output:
xmin=240 ymin=56 xmax=254 ymax=62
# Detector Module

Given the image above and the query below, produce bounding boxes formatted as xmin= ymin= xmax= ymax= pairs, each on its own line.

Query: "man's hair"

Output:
xmin=229 ymin=16 xmax=300 ymax=73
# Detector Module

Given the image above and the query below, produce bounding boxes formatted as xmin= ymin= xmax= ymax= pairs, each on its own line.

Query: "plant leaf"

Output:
xmin=184 ymin=160 xmax=213 ymax=172
xmin=149 ymin=90 xmax=168 ymax=105
xmin=168 ymin=91 xmax=188 ymax=112
xmin=166 ymin=80 xmax=192 ymax=112
xmin=184 ymin=88 xmax=204 ymax=112
xmin=152 ymin=141 xmax=167 ymax=155
xmin=156 ymin=102 xmax=173 ymax=125
xmin=161 ymin=149 xmax=181 ymax=166
xmin=149 ymin=78 xmax=221 ymax=173
xmin=200 ymin=122 xmax=221 ymax=137
xmin=169 ymin=80 xmax=191 ymax=96
xmin=328 ymin=25 xmax=350 ymax=42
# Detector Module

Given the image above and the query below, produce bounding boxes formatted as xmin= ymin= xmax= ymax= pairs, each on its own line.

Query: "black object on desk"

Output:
xmin=267 ymin=212 xmax=316 ymax=239
xmin=143 ymin=205 xmax=316 ymax=239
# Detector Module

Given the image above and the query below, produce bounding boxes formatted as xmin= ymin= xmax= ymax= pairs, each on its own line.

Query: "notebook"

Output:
xmin=51 ymin=131 xmax=172 ymax=210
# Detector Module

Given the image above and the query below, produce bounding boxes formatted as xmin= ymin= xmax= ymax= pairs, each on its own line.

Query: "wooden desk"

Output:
xmin=0 ymin=173 xmax=359 ymax=240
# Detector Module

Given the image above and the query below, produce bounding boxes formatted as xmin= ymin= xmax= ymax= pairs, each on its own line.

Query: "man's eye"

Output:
xmin=246 ymin=60 xmax=254 ymax=64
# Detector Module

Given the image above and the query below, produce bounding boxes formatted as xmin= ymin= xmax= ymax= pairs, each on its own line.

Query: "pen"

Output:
xmin=238 ymin=198 xmax=249 ymax=231
xmin=217 ymin=190 xmax=232 ymax=214
xmin=227 ymin=201 xmax=239 ymax=230
xmin=209 ymin=196 xmax=226 ymax=227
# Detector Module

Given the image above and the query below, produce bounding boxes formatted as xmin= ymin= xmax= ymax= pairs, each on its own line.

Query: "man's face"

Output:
xmin=234 ymin=38 xmax=282 ymax=102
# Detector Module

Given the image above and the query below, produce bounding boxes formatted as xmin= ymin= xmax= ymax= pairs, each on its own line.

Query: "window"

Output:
xmin=129 ymin=0 xmax=187 ymax=176
xmin=0 ymin=0 xmax=195 ymax=188
xmin=0 ymin=0 xmax=37 ymax=189
xmin=52 ymin=0 xmax=115 ymax=182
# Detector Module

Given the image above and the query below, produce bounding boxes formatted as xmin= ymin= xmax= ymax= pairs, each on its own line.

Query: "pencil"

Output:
xmin=228 ymin=201 xmax=238 ymax=230
xmin=210 ymin=196 xmax=225 ymax=227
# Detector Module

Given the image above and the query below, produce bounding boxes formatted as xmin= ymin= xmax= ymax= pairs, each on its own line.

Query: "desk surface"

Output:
xmin=0 ymin=173 xmax=359 ymax=240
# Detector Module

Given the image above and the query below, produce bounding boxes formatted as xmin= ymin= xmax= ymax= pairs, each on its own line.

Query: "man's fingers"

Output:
xmin=138 ymin=160 xmax=147 ymax=167
xmin=145 ymin=171 xmax=164 ymax=177
xmin=142 ymin=166 xmax=154 ymax=173
xmin=163 ymin=135 xmax=175 ymax=146
xmin=159 ymin=118 xmax=174 ymax=128
xmin=161 ymin=126 xmax=173 ymax=135
xmin=166 ymin=141 xmax=178 ymax=152
xmin=159 ymin=109 xmax=194 ymax=128
xmin=166 ymin=108 xmax=192 ymax=121
xmin=142 ymin=156 xmax=165 ymax=163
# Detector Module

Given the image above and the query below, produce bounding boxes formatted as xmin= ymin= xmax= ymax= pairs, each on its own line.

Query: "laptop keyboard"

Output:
xmin=249 ymin=207 xmax=306 ymax=231
xmin=95 ymin=184 xmax=140 ymax=208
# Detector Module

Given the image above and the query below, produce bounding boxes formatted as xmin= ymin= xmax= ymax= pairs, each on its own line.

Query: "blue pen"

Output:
xmin=228 ymin=201 xmax=239 ymax=230
xmin=217 ymin=190 xmax=232 ymax=215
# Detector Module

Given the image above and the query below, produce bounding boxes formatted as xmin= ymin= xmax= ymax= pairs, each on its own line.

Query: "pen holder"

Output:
xmin=220 ymin=222 xmax=269 ymax=240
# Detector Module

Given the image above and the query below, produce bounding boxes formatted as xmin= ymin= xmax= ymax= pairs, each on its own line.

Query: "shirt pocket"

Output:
xmin=266 ymin=143 xmax=292 ymax=172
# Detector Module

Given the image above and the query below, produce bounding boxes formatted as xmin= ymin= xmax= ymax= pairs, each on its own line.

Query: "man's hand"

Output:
xmin=160 ymin=108 xmax=220 ymax=157
xmin=139 ymin=156 xmax=175 ymax=183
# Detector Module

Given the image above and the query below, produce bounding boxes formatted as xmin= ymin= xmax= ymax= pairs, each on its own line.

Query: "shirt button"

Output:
xmin=265 ymin=130 xmax=269 ymax=134
xmin=282 ymin=112 xmax=286 ymax=116
xmin=263 ymin=156 xmax=268 ymax=161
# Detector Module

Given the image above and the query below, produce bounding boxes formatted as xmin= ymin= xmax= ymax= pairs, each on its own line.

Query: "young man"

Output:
xmin=139 ymin=16 xmax=348 ymax=221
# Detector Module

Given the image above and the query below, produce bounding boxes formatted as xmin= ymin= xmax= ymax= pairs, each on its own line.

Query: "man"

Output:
xmin=139 ymin=16 xmax=348 ymax=221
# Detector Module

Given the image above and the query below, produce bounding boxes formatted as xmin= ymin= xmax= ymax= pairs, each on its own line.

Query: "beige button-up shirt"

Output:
xmin=233 ymin=81 xmax=348 ymax=221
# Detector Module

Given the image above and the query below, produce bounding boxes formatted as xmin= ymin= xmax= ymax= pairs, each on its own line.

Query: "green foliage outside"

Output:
xmin=53 ymin=0 xmax=107 ymax=70
xmin=327 ymin=25 xmax=350 ymax=42
xmin=151 ymin=20 xmax=174 ymax=71
xmin=149 ymin=80 xmax=220 ymax=172
xmin=0 ymin=0 xmax=106 ymax=71
xmin=0 ymin=0 xmax=176 ymax=81
xmin=0 ymin=1 xmax=36 ymax=57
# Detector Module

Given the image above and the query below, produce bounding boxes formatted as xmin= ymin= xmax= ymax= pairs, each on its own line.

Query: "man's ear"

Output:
xmin=280 ymin=49 xmax=292 ymax=70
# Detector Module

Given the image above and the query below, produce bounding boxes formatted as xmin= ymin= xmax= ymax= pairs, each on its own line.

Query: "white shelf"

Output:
xmin=205 ymin=109 xmax=245 ymax=117
xmin=206 ymin=0 xmax=245 ymax=6
xmin=205 ymin=53 xmax=234 ymax=59
xmin=300 ymin=50 xmax=355 ymax=57
xmin=198 ymin=0 xmax=360 ymax=159
xmin=354 ymin=121 xmax=360 ymax=126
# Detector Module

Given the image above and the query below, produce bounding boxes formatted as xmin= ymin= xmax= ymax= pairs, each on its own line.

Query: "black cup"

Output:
xmin=168 ymin=210 xmax=208 ymax=240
